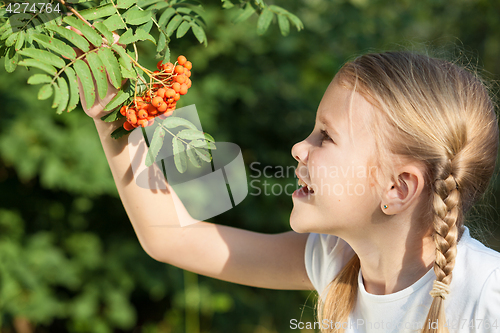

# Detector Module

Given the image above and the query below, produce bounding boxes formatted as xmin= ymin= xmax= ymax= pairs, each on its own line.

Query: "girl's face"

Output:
xmin=290 ymin=80 xmax=382 ymax=236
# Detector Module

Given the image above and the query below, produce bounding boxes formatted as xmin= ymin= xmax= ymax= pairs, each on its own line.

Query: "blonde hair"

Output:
xmin=317 ymin=52 xmax=499 ymax=332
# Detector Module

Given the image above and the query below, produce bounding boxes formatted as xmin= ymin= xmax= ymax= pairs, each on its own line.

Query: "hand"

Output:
xmin=66 ymin=25 xmax=128 ymax=119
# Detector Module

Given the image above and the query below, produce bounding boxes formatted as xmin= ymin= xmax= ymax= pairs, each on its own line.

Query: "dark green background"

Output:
xmin=1 ymin=0 xmax=500 ymax=332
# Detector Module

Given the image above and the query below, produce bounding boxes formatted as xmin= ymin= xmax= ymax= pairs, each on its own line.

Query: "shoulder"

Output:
xmin=304 ymin=233 xmax=355 ymax=298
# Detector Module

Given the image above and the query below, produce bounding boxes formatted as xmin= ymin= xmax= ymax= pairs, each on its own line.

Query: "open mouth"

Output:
xmin=298 ymin=179 xmax=315 ymax=194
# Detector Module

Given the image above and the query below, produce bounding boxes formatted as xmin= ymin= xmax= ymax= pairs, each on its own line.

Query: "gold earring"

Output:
xmin=383 ymin=205 xmax=388 ymax=209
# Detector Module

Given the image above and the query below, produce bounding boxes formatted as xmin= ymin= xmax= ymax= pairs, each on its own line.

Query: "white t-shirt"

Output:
xmin=304 ymin=227 xmax=500 ymax=332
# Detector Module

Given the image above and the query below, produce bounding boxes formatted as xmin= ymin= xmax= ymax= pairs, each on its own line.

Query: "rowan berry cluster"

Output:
xmin=120 ymin=55 xmax=193 ymax=131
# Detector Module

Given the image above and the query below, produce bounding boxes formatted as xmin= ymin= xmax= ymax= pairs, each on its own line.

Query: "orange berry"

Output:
xmin=147 ymin=104 xmax=157 ymax=114
xmin=137 ymin=119 xmax=147 ymax=127
xmin=138 ymin=109 xmax=148 ymax=119
xmin=152 ymin=96 xmax=163 ymax=107
xmin=126 ymin=108 xmax=136 ymax=116
xmin=157 ymin=88 xmax=166 ymax=98
xmin=163 ymin=62 xmax=174 ymax=73
xmin=175 ymin=74 xmax=186 ymax=84
xmin=177 ymin=55 xmax=187 ymax=66
xmin=165 ymin=89 xmax=176 ymax=99
xmin=120 ymin=105 xmax=127 ymax=116
xmin=172 ymin=82 xmax=181 ymax=93
xmin=157 ymin=102 xmax=168 ymax=112
xmin=127 ymin=113 xmax=137 ymax=124
xmin=149 ymin=108 xmax=158 ymax=115
xmin=156 ymin=60 xmax=163 ymax=70
xmin=186 ymin=78 xmax=192 ymax=88
xmin=179 ymin=83 xmax=188 ymax=95
xmin=174 ymin=93 xmax=180 ymax=101
xmin=123 ymin=121 xmax=134 ymax=131
xmin=174 ymin=65 xmax=184 ymax=75
xmin=167 ymin=98 xmax=174 ymax=104
xmin=153 ymin=70 xmax=160 ymax=75
xmin=138 ymin=102 xmax=148 ymax=110
xmin=185 ymin=70 xmax=191 ymax=78
xmin=184 ymin=61 xmax=192 ymax=71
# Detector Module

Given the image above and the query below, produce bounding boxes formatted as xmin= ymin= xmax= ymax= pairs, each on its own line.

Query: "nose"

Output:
xmin=291 ymin=139 xmax=309 ymax=164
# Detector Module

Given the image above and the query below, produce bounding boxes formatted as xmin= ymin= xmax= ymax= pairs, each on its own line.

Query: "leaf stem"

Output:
xmin=56 ymin=0 xmax=91 ymax=26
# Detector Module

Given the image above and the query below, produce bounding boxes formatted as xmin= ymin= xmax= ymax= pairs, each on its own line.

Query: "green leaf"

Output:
xmin=172 ymin=137 xmax=187 ymax=173
xmin=176 ymin=21 xmax=191 ymax=38
xmin=117 ymin=0 xmax=136 ymax=9
xmin=103 ymin=15 xmax=127 ymax=31
xmin=190 ymin=22 xmax=206 ymax=45
xmin=18 ymin=58 xmax=57 ymax=75
xmin=156 ymin=30 xmax=167 ymax=54
xmin=14 ymin=31 xmax=24 ymax=51
xmin=194 ymin=147 xmax=211 ymax=162
xmin=64 ymin=66 xmax=79 ymax=112
xmin=135 ymin=29 xmax=156 ymax=44
xmin=38 ymin=84 xmax=53 ymax=100
xmin=56 ymin=77 xmax=69 ymax=114
xmin=158 ymin=7 xmax=176 ymax=27
xmin=222 ymin=0 xmax=234 ymax=9
xmin=86 ymin=52 xmax=108 ymax=100
xmin=4 ymin=47 xmax=18 ymax=73
xmin=47 ymin=25 xmax=90 ymax=52
xmin=285 ymin=12 xmax=304 ymax=31
xmin=38 ymin=12 xmax=61 ymax=27
xmin=186 ymin=146 xmax=202 ymax=167
xmin=257 ymin=7 xmax=274 ymax=35
xmin=118 ymin=29 xmax=137 ymax=44
xmin=162 ymin=116 xmax=197 ymax=130
xmin=112 ymin=44 xmax=132 ymax=71
xmin=73 ymin=59 xmax=95 ymax=110
xmin=103 ymin=88 xmax=130 ymax=112
xmin=166 ymin=14 xmax=183 ymax=36
xmin=52 ymin=82 xmax=61 ymax=109
xmin=63 ymin=16 xmax=102 ymax=47
xmin=32 ymin=33 xmax=76 ymax=60
xmin=138 ymin=20 xmax=154 ymax=34
xmin=5 ymin=31 xmax=18 ymax=47
xmin=120 ymin=60 xmax=136 ymax=78
xmin=277 ymin=14 xmax=290 ymax=36
xmin=79 ymin=4 xmax=116 ymax=21
xmin=190 ymin=139 xmax=216 ymax=150
xmin=177 ymin=129 xmax=206 ymax=140
xmin=27 ymin=73 xmax=52 ymax=85
xmin=268 ymin=5 xmax=289 ymax=15
xmin=125 ymin=8 xmax=154 ymax=26
xmin=137 ymin=0 xmax=162 ymax=7
xmin=98 ymin=47 xmax=122 ymax=89
xmin=145 ymin=126 xmax=166 ymax=167
xmin=203 ymin=132 xmax=215 ymax=142
xmin=17 ymin=48 xmax=65 ymax=68
xmin=111 ymin=126 xmax=130 ymax=139
xmin=93 ymin=21 xmax=114 ymax=46
xmin=233 ymin=4 xmax=255 ymax=24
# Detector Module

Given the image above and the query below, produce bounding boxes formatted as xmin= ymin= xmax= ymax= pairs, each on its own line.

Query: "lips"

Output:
xmin=296 ymin=171 xmax=315 ymax=194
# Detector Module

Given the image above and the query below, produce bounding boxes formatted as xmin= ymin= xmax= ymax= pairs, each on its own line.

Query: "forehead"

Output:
xmin=316 ymin=81 xmax=375 ymax=140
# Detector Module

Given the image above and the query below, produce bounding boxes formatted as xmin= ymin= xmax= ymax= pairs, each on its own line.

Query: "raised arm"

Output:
xmin=92 ymin=117 xmax=312 ymax=290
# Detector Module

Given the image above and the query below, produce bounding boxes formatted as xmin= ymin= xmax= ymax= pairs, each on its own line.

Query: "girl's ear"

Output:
xmin=381 ymin=165 xmax=425 ymax=215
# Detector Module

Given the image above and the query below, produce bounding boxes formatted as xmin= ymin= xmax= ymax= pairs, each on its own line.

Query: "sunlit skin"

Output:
xmin=290 ymin=77 xmax=436 ymax=295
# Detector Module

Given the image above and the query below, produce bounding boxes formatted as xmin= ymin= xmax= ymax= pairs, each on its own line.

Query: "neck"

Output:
xmin=342 ymin=215 xmax=435 ymax=295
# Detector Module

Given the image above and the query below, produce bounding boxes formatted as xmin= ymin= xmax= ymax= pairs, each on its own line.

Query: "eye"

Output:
xmin=320 ymin=130 xmax=333 ymax=144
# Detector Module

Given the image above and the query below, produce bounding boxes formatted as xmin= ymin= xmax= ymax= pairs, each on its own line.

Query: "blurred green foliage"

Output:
xmin=1 ymin=0 xmax=500 ymax=332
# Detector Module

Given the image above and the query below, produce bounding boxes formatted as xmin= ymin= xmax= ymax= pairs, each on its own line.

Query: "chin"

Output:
xmin=289 ymin=210 xmax=313 ymax=233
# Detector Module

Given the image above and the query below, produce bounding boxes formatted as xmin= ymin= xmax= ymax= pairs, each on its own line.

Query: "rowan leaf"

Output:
xmin=56 ymin=77 xmax=69 ymax=114
xmin=117 ymin=0 xmax=136 ymax=9
xmin=17 ymin=48 xmax=66 ymax=68
xmin=98 ymin=47 xmax=122 ymax=89
xmin=86 ymin=52 xmax=108 ymax=100
xmin=103 ymin=15 xmax=127 ymax=31
xmin=79 ymin=4 xmax=116 ymax=21
xmin=64 ymin=66 xmax=79 ymax=112
xmin=93 ymin=21 xmax=114 ymax=46
xmin=14 ymin=31 xmax=24 ymax=51
xmin=125 ymin=8 xmax=154 ymax=26
xmin=5 ymin=31 xmax=18 ymax=47
xmin=204 ymin=133 xmax=215 ymax=142
xmin=27 ymin=73 xmax=52 ymax=85
xmin=47 ymin=25 xmax=90 ymax=52
xmin=176 ymin=21 xmax=191 ymax=38
xmin=52 ymin=81 xmax=61 ymax=108
xmin=186 ymin=146 xmax=202 ymax=167
xmin=166 ymin=14 xmax=183 ymax=36
xmin=118 ymin=29 xmax=137 ymax=44
xmin=172 ymin=137 xmax=187 ymax=173
xmin=73 ymin=59 xmax=95 ymax=110
xmin=135 ymin=29 xmax=156 ymax=44
xmin=190 ymin=139 xmax=216 ymax=150
xmin=162 ymin=116 xmax=197 ymax=130
xmin=111 ymin=126 xmax=130 ymax=139
xmin=38 ymin=84 xmax=53 ymax=100
xmin=190 ymin=22 xmax=206 ymax=45
xmin=285 ymin=12 xmax=304 ymax=31
xmin=4 ymin=47 xmax=18 ymax=73
xmin=158 ymin=7 xmax=176 ymax=27
xmin=194 ymin=147 xmax=211 ymax=162
xmin=177 ymin=129 xmax=206 ymax=140
xmin=257 ymin=7 xmax=274 ymax=35
xmin=277 ymin=14 xmax=290 ymax=36
xmin=32 ymin=33 xmax=76 ymax=59
xmin=18 ymin=58 xmax=57 ymax=75
xmin=233 ymin=3 xmax=255 ymax=24
xmin=63 ymin=16 xmax=102 ymax=47
xmin=111 ymin=44 xmax=132 ymax=71
xmin=145 ymin=126 xmax=166 ymax=167
xmin=103 ymin=88 xmax=130 ymax=112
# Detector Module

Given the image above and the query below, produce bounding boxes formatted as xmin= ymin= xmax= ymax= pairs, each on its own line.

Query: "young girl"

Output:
xmin=82 ymin=51 xmax=500 ymax=332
